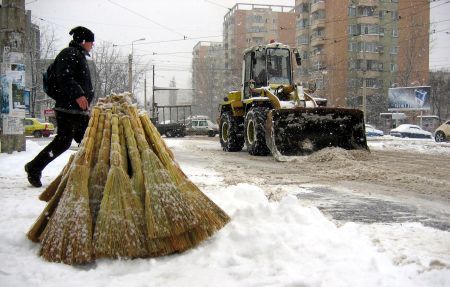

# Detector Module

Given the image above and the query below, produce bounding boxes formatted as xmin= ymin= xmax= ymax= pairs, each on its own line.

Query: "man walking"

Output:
xmin=25 ymin=26 xmax=95 ymax=187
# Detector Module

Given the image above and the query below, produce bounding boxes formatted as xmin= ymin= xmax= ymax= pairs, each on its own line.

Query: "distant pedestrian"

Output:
xmin=25 ymin=26 xmax=95 ymax=187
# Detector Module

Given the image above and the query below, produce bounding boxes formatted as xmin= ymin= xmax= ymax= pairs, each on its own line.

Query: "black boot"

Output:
xmin=24 ymin=163 xmax=42 ymax=187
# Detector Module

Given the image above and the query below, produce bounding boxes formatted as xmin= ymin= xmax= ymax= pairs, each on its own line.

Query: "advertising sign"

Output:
xmin=388 ymin=86 xmax=431 ymax=111
xmin=23 ymin=89 xmax=30 ymax=114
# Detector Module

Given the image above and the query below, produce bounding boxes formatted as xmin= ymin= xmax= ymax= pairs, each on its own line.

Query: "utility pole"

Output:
xmin=362 ymin=36 xmax=367 ymax=124
xmin=152 ymin=65 xmax=155 ymax=119
xmin=362 ymin=76 xmax=367 ymax=123
xmin=128 ymin=54 xmax=132 ymax=93
xmin=144 ymin=74 xmax=147 ymax=111
xmin=0 ymin=0 xmax=26 ymax=153
xmin=129 ymin=38 xmax=145 ymax=94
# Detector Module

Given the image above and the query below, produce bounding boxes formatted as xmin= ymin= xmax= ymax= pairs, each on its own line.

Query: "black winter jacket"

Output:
xmin=53 ymin=40 xmax=94 ymax=113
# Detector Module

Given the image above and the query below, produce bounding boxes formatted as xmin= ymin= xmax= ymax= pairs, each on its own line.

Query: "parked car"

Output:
xmin=389 ymin=124 xmax=432 ymax=139
xmin=434 ymin=120 xmax=450 ymax=142
xmin=24 ymin=118 xmax=55 ymax=138
xmin=365 ymin=124 xmax=384 ymax=137
xmin=186 ymin=117 xmax=219 ymax=137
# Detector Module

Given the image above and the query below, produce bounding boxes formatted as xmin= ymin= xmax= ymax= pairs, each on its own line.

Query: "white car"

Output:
xmin=365 ymin=124 xmax=384 ymax=137
xmin=186 ymin=118 xmax=219 ymax=137
xmin=389 ymin=124 xmax=432 ymax=139
xmin=434 ymin=120 xmax=450 ymax=142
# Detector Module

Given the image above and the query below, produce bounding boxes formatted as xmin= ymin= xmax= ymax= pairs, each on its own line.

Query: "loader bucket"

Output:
xmin=266 ymin=107 xmax=368 ymax=159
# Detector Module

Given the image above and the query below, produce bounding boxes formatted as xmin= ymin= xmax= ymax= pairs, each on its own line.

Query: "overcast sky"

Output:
xmin=27 ymin=0 xmax=450 ymax=92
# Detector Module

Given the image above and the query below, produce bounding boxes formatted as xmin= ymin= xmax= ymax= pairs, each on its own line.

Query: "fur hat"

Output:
xmin=69 ymin=26 xmax=95 ymax=43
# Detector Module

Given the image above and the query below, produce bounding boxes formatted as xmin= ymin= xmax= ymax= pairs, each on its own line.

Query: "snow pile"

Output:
xmin=368 ymin=136 xmax=450 ymax=155
xmin=307 ymin=147 xmax=373 ymax=163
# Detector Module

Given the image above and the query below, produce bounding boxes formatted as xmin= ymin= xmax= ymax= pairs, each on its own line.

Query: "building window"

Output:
xmin=390 ymin=46 xmax=398 ymax=54
xmin=365 ymin=78 xmax=382 ymax=88
xmin=359 ymin=42 xmax=378 ymax=53
xmin=359 ymin=7 xmax=375 ymax=17
xmin=359 ymin=24 xmax=380 ymax=35
xmin=349 ymin=6 xmax=356 ymax=17
xmin=297 ymin=19 xmax=309 ymax=29
xmin=390 ymin=63 xmax=398 ymax=72
xmin=348 ymin=42 xmax=358 ymax=51
xmin=348 ymin=24 xmax=358 ymax=36
xmin=303 ymin=51 xmax=309 ymax=60
xmin=296 ymin=3 xmax=309 ymax=13
xmin=391 ymin=11 xmax=399 ymax=20
xmin=367 ymin=60 xmax=383 ymax=71
xmin=392 ymin=26 xmax=398 ymax=37
xmin=348 ymin=60 xmax=356 ymax=70
xmin=297 ymin=35 xmax=309 ymax=45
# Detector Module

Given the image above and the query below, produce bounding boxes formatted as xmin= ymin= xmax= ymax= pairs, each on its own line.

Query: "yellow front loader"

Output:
xmin=218 ymin=42 xmax=368 ymax=161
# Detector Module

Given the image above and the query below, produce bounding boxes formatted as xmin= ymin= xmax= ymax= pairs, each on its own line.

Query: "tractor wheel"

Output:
xmin=244 ymin=107 xmax=270 ymax=156
xmin=219 ymin=111 xmax=244 ymax=152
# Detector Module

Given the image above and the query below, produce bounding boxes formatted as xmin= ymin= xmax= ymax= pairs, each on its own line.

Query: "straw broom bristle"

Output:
xmin=121 ymin=113 xmax=206 ymax=255
xmin=39 ymin=164 xmax=93 ymax=264
xmin=93 ymin=115 xmax=147 ymax=259
xmin=27 ymin=166 xmax=71 ymax=243
xmin=119 ymin=122 xmax=129 ymax=173
xmin=120 ymin=115 xmax=145 ymax=201
xmin=139 ymin=113 xmax=230 ymax=236
xmin=88 ymin=111 xmax=111 ymax=222
xmin=91 ymin=112 xmax=105 ymax=166
xmin=39 ymin=154 xmax=75 ymax=202
xmin=39 ymin=108 xmax=100 ymax=264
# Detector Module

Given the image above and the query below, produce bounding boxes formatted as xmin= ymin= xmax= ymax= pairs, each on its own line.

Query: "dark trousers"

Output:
xmin=28 ymin=111 xmax=89 ymax=172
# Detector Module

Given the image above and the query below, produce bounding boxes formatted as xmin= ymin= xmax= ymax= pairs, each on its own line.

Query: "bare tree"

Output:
xmin=91 ymin=42 xmax=150 ymax=102
xmin=429 ymin=70 xmax=450 ymax=121
xmin=39 ymin=24 xmax=58 ymax=59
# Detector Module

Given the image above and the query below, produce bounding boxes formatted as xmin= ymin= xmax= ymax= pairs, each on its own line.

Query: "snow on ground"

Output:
xmin=0 ymin=138 xmax=449 ymax=287
xmin=367 ymin=135 xmax=450 ymax=155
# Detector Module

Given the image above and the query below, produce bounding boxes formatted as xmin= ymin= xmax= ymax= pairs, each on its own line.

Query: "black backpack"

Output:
xmin=42 ymin=63 xmax=59 ymax=100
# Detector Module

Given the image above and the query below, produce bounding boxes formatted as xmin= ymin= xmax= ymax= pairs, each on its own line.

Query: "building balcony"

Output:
xmin=356 ymin=0 xmax=378 ymax=7
xmin=311 ymin=1 xmax=325 ymax=13
xmin=311 ymin=36 xmax=326 ymax=47
xmin=309 ymin=52 xmax=326 ymax=63
xmin=310 ymin=19 xmax=326 ymax=30
xmin=356 ymin=16 xmax=380 ymax=25
xmin=356 ymin=70 xmax=382 ymax=78
xmin=355 ymin=52 xmax=381 ymax=61
xmin=355 ymin=34 xmax=382 ymax=42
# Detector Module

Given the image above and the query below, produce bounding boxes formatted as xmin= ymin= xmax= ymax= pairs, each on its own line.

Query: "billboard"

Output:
xmin=388 ymin=86 xmax=431 ymax=111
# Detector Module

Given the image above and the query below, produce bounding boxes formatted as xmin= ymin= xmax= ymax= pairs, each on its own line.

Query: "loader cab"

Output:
xmin=242 ymin=47 xmax=293 ymax=99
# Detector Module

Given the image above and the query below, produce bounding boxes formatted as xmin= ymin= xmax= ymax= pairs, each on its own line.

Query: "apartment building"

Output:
xmin=295 ymin=0 xmax=429 ymax=123
xmin=223 ymin=3 xmax=296 ymax=84
xmin=192 ymin=41 xmax=225 ymax=120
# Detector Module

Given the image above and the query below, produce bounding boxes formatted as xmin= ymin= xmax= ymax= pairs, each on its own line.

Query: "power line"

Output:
xmin=106 ymin=0 xmax=186 ymax=37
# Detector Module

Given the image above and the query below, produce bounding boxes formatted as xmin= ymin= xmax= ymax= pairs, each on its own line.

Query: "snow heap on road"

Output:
xmin=0 ymin=139 xmax=449 ymax=287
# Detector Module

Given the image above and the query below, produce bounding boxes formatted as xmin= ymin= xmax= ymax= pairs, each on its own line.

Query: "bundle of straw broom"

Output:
xmin=27 ymin=93 xmax=230 ymax=264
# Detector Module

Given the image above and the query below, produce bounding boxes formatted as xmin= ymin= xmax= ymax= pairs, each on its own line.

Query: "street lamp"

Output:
xmin=129 ymin=37 xmax=146 ymax=93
